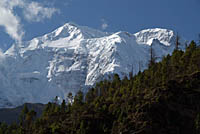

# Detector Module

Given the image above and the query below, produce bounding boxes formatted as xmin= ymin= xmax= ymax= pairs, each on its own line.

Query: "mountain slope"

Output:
xmin=0 ymin=23 xmax=183 ymax=108
xmin=0 ymin=103 xmax=45 ymax=124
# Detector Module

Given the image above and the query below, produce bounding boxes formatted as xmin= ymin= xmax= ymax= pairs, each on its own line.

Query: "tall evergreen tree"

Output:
xmin=19 ymin=104 xmax=29 ymax=126
xmin=175 ymin=33 xmax=181 ymax=50
xmin=148 ymin=44 xmax=156 ymax=67
xmin=67 ymin=92 xmax=73 ymax=104
xmin=61 ymin=99 xmax=66 ymax=112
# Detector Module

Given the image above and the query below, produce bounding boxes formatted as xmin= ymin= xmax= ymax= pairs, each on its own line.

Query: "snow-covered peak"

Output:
xmin=134 ymin=28 xmax=175 ymax=46
xmin=41 ymin=22 xmax=108 ymax=42
xmin=0 ymin=23 xmax=184 ymax=108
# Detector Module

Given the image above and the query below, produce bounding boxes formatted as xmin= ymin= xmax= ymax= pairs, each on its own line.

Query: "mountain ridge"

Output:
xmin=0 ymin=23 xmax=184 ymax=108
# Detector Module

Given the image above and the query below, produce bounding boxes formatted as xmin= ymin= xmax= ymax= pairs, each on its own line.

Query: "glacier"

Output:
xmin=0 ymin=23 xmax=185 ymax=108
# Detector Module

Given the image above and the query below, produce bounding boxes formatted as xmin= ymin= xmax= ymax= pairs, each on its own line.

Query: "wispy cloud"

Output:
xmin=0 ymin=0 xmax=24 ymax=41
xmin=23 ymin=2 xmax=59 ymax=22
xmin=101 ymin=19 xmax=108 ymax=30
xmin=0 ymin=0 xmax=59 ymax=41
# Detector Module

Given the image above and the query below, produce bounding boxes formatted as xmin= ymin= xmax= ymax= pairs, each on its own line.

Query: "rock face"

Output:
xmin=0 ymin=23 xmax=184 ymax=108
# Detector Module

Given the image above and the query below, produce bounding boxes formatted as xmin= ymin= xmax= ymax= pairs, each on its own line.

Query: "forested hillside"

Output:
xmin=0 ymin=41 xmax=200 ymax=134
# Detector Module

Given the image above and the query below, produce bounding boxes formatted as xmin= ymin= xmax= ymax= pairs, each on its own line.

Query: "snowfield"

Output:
xmin=0 ymin=23 xmax=184 ymax=108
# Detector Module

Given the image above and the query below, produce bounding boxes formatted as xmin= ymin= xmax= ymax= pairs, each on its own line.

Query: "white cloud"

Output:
xmin=0 ymin=0 xmax=24 ymax=41
xmin=23 ymin=2 xmax=59 ymax=22
xmin=0 ymin=0 xmax=59 ymax=41
xmin=0 ymin=7 xmax=24 ymax=41
xmin=102 ymin=23 xmax=108 ymax=30
xmin=101 ymin=19 xmax=108 ymax=30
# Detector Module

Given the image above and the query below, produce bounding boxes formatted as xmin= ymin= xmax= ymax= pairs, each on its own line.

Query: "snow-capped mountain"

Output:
xmin=0 ymin=23 xmax=184 ymax=108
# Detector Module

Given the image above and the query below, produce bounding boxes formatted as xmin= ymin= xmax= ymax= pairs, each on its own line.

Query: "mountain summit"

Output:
xmin=0 ymin=23 xmax=183 ymax=108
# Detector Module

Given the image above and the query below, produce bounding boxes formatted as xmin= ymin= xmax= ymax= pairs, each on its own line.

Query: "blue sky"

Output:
xmin=0 ymin=0 xmax=200 ymax=50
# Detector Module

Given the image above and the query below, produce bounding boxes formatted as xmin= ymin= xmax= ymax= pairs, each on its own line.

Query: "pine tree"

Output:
xmin=175 ymin=33 xmax=181 ymax=50
xmin=67 ymin=92 xmax=73 ymax=104
xmin=19 ymin=104 xmax=29 ymax=126
xmin=129 ymin=64 xmax=134 ymax=79
xmin=74 ymin=90 xmax=84 ymax=105
xmin=138 ymin=61 xmax=143 ymax=72
xmin=85 ymin=88 xmax=95 ymax=103
xmin=26 ymin=110 xmax=36 ymax=131
xmin=53 ymin=96 xmax=59 ymax=104
xmin=61 ymin=99 xmax=66 ymax=112
xmin=185 ymin=41 xmax=188 ymax=50
xmin=148 ymin=44 xmax=156 ymax=67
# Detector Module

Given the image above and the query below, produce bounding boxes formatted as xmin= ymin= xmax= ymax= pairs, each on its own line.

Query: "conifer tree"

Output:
xmin=61 ymin=99 xmax=66 ymax=112
xmin=74 ymin=90 xmax=84 ymax=105
xmin=53 ymin=96 xmax=59 ymax=104
xmin=175 ymin=33 xmax=181 ymax=50
xmin=26 ymin=110 xmax=36 ymax=130
xmin=67 ymin=92 xmax=73 ymax=104
xmin=148 ymin=44 xmax=156 ymax=67
xmin=19 ymin=104 xmax=29 ymax=126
